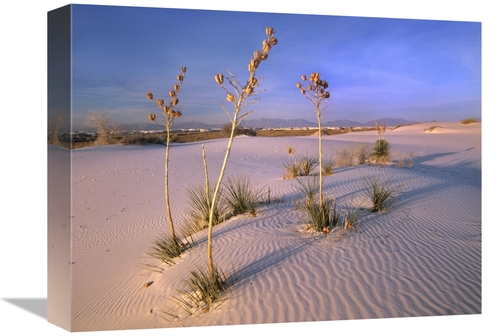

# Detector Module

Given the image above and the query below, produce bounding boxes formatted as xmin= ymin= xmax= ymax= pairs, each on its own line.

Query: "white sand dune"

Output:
xmin=47 ymin=121 xmax=481 ymax=332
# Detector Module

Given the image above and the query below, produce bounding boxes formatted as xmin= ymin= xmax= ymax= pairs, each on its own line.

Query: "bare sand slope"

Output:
xmin=48 ymin=121 xmax=481 ymax=331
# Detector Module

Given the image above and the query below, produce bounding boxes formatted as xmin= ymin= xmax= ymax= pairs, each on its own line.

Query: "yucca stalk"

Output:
xmin=206 ymin=27 xmax=277 ymax=281
xmin=296 ymin=73 xmax=330 ymax=206
xmin=146 ymin=66 xmax=187 ymax=240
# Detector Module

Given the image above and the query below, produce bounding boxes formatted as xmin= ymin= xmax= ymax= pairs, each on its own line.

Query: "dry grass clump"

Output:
xmin=336 ymin=201 xmax=362 ymax=239
xmin=424 ymin=125 xmax=441 ymax=132
xmin=147 ymin=234 xmax=190 ymax=267
xmin=303 ymin=197 xmax=340 ymax=233
xmin=283 ymin=153 xmax=318 ymax=179
xmin=174 ymin=264 xmax=236 ymax=315
xmin=121 ymin=133 xmax=166 ymax=145
xmin=180 ymin=183 xmax=227 ymax=242
xmin=223 ymin=175 xmax=265 ymax=217
xmin=395 ymin=151 xmax=415 ymax=168
xmin=321 ymin=156 xmax=335 ymax=176
xmin=295 ymin=176 xmax=319 ymax=207
xmin=461 ymin=118 xmax=478 ymax=125
xmin=362 ymin=174 xmax=404 ymax=212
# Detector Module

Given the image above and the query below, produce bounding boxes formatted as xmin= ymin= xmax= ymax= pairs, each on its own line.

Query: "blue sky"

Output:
xmin=61 ymin=4 xmax=481 ymax=128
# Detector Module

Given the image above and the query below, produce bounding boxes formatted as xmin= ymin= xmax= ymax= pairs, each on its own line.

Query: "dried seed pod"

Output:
xmin=181 ymin=66 xmax=187 ymax=73
xmin=262 ymin=40 xmax=271 ymax=54
xmin=296 ymin=82 xmax=302 ymax=88
xmin=226 ymin=93 xmax=235 ymax=102
xmin=266 ymin=26 xmax=274 ymax=36
xmin=322 ymin=81 xmax=328 ymax=89
xmin=215 ymin=74 xmax=224 ymax=85
xmin=261 ymin=53 xmax=268 ymax=61
xmin=301 ymin=75 xmax=307 ymax=81
xmin=245 ymin=86 xmax=253 ymax=96
xmin=156 ymin=99 xmax=164 ymax=107
xmin=253 ymin=50 xmax=261 ymax=60
xmin=249 ymin=77 xmax=258 ymax=87
xmin=269 ymin=37 xmax=278 ymax=46
xmin=177 ymin=75 xmax=184 ymax=81
xmin=169 ymin=90 xmax=176 ymax=97
xmin=323 ymin=92 xmax=330 ymax=99
xmin=174 ymin=84 xmax=180 ymax=92
xmin=175 ymin=111 xmax=182 ymax=118
xmin=146 ymin=92 xmax=153 ymax=100
xmin=163 ymin=106 xmax=171 ymax=114
xmin=300 ymin=88 xmax=306 ymax=94
xmin=248 ymin=61 xmax=256 ymax=73
xmin=308 ymin=84 xmax=312 ymax=91
xmin=148 ymin=113 xmax=156 ymax=121
xmin=171 ymin=97 xmax=179 ymax=106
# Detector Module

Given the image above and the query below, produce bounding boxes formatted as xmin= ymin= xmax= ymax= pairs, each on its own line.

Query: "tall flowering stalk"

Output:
xmin=296 ymin=72 xmax=330 ymax=206
xmin=206 ymin=27 xmax=278 ymax=280
xmin=146 ymin=66 xmax=186 ymax=240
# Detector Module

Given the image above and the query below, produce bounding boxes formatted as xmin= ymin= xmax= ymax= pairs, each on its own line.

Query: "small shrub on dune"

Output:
xmin=322 ymin=157 xmax=335 ymax=176
xmin=370 ymin=139 xmax=391 ymax=163
xmin=296 ymin=176 xmax=319 ymax=206
xmin=355 ymin=143 xmax=371 ymax=164
xmin=461 ymin=118 xmax=478 ymax=125
xmin=337 ymin=202 xmax=362 ymax=239
xmin=174 ymin=264 xmax=235 ymax=314
xmin=147 ymin=234 xmax=190 ymax=266
xmin=362 ymin=174 xmax=404 ymax=212
xmin=223 ymin=175 xmax=265 ymax=217
xmin=303 ymin=197 xmax=340 ymax=233
xmin=181 ymin=183 xmax=227 ymax=241
xmin=283 ymin=154 xmax=318 ymax=179
xmin=336 ymin=147 xmax=355 ymax=166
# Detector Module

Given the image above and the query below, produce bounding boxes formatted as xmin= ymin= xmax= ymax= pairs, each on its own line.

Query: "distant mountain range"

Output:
xmin=118 ymin=117 xmax=418 ymax=131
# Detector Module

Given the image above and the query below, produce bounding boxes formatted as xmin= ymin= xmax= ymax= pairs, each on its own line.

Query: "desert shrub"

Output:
xmin=337 ymin=202 xmax=362 ymax=239
xmin=303 ymin=197 xmax=340 ymax=233
xmin=355 ymin=144 xmax=371 ymax=164
xmin=223 ymin=175 xmax=265 ymax=217
xmin=370 ymin=139 xmax=391 ymax=163
xmin=121 ymin=134 xmax=166 ymax=145
xmin=174 ymin=264 xmax=235 ymax=314
xmin=322 ymin=157 xmax=335 ymax=176
xmin=147 ymin=234 xmax=189 ymax=266
xmin=461 ymin=118 xmax=478 ymax=125
xmin=296 ymin=176 xmax=319 ymax=206
xmin=220 ymin=123 xmax=257 ymax=137
xmin=335 ymin=147 xmax=355 ymax=167
xmin=362 ymin=174 xmax=404 ymax=212
xmin=424 ymin=125 xmax=441 ymax=132
xmin=181 ymin=183 xmax=227 ymax=240
xmin=283 ymin=154 xmax=318 ymax=179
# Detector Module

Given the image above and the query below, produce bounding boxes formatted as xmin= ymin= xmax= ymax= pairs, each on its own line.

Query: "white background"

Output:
xmin=1 ymin=1 xmax=497 ymax=335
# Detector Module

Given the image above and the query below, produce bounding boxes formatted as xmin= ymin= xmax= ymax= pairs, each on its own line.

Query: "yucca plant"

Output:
xmin=174 ymin=264 xmax=235 ymax=314
xmin=337 ymin=201 xmax=362 ymax=239
xmin=370 ymin=138 xmax=391 ymax=163
xmin=362 ymin=174 xmax=404 ymax=212
xmin=147 ymin=234 xmax=189 ymax=266
xmin=223 ymin=175 xmax=265 ymax=217
xmin=296 ymin=176 xmax=319 ymax=206
xmin=283 ymin=153 xmax=318 ymax=179
xmin=296 ymin=72 xmax=331 ymax=206
xmin=303 ymin=197 xmax=340 ymax=233
xmin=204 ymin=27 xmax=277 ymax=284
xmin=145 ymin=66 xmax=187 ymax=240
xmin=322 ymin=156 xmax=335 ymax=176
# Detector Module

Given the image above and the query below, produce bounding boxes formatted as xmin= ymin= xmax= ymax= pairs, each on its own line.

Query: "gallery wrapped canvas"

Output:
xmin=47 ymin=3 xmax=481 ymax=333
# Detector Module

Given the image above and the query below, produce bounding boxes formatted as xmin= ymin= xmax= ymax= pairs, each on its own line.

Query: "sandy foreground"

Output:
xmin=47 ymin=121 xmax=481 ymax=332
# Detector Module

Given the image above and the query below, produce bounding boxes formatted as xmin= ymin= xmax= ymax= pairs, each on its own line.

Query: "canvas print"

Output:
xmin=47 ymin=4 xmax=481 ymax=332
